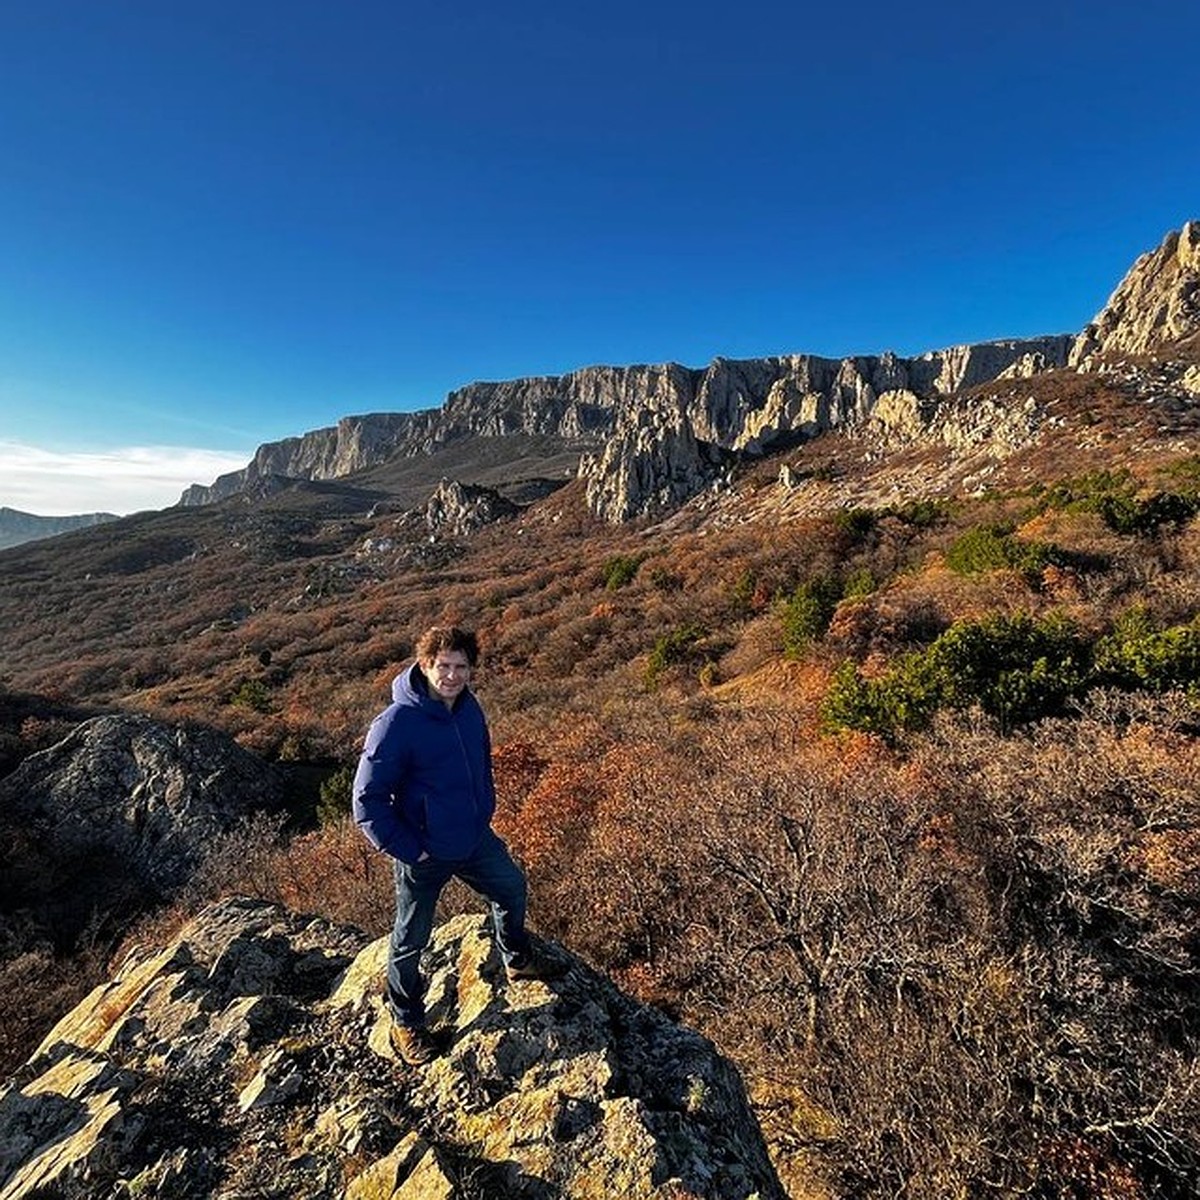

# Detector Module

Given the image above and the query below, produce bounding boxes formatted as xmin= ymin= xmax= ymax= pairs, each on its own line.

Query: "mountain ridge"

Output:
xmin=179 ymin=336 xmax=1075 ymax=523
xmin=0 ymin=507 xmax=119 ymax=551
xmin=173 ymin=220 xmax=1200 ymax=525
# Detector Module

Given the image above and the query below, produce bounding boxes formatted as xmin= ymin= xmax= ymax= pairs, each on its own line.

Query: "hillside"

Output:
xmin=0 ymin=506 xmax=119 ymax=551
xmin=2 ymin=221 xmax=1200 ymax=1198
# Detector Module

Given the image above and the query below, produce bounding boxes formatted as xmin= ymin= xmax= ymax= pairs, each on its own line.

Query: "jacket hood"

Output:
xmin=392 ymin=662 xmax=425 ymax=706
xmin=391 ymin=662 xmax=472 ymax=713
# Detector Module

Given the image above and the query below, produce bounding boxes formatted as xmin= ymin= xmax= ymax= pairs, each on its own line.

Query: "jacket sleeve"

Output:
xmin=351 ymin=707 xmax=422 ymax=864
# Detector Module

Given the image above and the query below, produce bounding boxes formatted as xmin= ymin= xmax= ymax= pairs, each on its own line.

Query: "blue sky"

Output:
xmin=1 ymin=1 xmax=1197 ymax=515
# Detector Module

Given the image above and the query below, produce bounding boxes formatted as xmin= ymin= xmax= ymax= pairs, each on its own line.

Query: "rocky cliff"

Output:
xmin=1071 ymin=220 xmax=1200 ymax=365
xmin=0 ymin=898 xmax=787 ymax=1199
xmin=177 ymin=221 xmax=1200 ymax=525
xmin=179 ymin=339 xmax=1073 ymax=523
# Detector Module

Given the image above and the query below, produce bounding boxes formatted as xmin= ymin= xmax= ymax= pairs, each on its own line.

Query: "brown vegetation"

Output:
xmin=3 ymin=408 xmax=1200 ymax=1195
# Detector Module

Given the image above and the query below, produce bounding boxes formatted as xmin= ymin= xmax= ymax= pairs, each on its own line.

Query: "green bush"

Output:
xmin=1038 ymin=469 xmax=1198 ymax=535
xmin=833 ymin=508 xmax=876 ymax=540
xmin=1094 ymin=610 xmax=1200 ymax=693
xmin=730 ymin=569 xmax=758 ymax=615
xmin=316 ymin=765 xmax=356 ymax=826
xmin=601 ymin=554 xmax=646 ymax=591
xmin=823 ymin=612 xmax=1091 ymax=737
xmin=1040 ymin=468 xmax=1137 ymax=513
xmin=645 ymin=623 xmax=706 ymax=687
xmin=781 ymin=576 xmax=842 ymax=658
xmin=230 ymin=679 xmax=273 ymax=712
xmin=928 ymin=612 xmax=1090 ymax=729
xmin=882 ymin=498 xmax=952 ymax=528
xmin=822 ymin=655 xmax=944 ymax=737
xmin=944 ymin=525 xmax=1059 ymax=579
xmin=841 ymin=567 xmax=876 ymax=600
xmin=1102 ymin=491 xmax=1198 ymax=535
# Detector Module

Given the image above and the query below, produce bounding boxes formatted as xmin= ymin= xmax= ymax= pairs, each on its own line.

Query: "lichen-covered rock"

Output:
xmin=0 ymin=898 xmax=788 ymax=1199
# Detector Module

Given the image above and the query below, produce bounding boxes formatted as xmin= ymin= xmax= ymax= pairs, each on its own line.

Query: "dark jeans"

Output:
xmin=387 ymin=827 xmax=530 ymax=1027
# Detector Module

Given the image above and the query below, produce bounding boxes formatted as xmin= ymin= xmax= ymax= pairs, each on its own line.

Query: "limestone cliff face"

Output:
xmin=174 ymin=224 xmax=1200 ymax=523
xmin=180 ymin=338 xmax=1071 ymax=523
xmin=1071 ymin=220 xmax=1200 ymax=365
xmin=0 ymin=898 xmax=787 ymax=1199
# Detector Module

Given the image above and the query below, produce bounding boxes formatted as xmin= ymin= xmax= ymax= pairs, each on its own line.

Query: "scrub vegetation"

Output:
xmin=3 ymin=437 xmax=1200 ymax=1197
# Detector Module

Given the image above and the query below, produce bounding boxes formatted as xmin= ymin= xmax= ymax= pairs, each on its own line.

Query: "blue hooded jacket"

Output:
xmin=352 ymin=662 xmax=496 ymax=864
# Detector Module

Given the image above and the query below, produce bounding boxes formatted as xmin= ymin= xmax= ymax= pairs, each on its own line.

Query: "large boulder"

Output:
xmin=0 ymin=898 xmax=787 ymax=1199
xmin=0 ymin=714 xmax=286 ymax=895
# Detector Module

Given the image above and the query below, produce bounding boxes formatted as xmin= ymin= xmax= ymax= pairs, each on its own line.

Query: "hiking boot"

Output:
xmin=506 ymin=947 xmax=569 ymax=983
xmin=389 ymin=1023 xmax=439 ymax=1066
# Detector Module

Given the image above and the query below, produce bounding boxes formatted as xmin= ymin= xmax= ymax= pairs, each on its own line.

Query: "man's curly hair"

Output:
xmin=415 ymin=625 xmax=480 ymax=667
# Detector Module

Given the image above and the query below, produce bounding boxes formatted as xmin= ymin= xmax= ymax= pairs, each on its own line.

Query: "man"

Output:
xmin=352 ymin=625 xmax=561 ymax=1065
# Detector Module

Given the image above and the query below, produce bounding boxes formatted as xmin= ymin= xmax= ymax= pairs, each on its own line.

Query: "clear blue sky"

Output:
xmin=1 ymin=0 xmax=1197 ymax=515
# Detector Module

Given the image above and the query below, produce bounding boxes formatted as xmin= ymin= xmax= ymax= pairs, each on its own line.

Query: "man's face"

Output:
xmin=422 ymin=650 xmax=472 ymax=705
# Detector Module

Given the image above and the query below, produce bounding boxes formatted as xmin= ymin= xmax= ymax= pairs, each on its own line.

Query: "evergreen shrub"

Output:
xmin=823 ymin=612 xmax=1091 ymax=737
xmin=945 ymin=525 xmax=1060 ymax=579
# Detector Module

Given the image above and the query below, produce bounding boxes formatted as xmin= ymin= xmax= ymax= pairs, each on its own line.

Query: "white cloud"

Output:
xmin=0 ymin=441 xmax=252 ymax=517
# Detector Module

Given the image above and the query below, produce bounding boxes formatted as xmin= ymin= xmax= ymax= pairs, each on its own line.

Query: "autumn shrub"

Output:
xmin=530 ymin=695 xmax=1200 ymax=1196
xmin=0 ymin=946 xmax=107 ymax=1077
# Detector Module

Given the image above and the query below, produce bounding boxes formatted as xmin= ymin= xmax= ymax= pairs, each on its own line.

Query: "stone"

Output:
xmin=0 ymin=714 xmax=287 ymax=895
xmin=423 ymin=478 xmax=519 ymax=536
xmin=0 ymin=899 xmax=789 ymax=1199
xmin=1071 ymin=220 xmax=1200 ymax=366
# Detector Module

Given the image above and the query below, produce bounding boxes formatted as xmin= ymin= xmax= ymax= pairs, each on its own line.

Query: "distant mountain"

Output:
xmin=178 ymin=220 xmax=1200 ymax=525
xmin=0 ymin=506 xmax=119 ymax=551
xmin=178 ymin=339 xmax=1076 ymax=524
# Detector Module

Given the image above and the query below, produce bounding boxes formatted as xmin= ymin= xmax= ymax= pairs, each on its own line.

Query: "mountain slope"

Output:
xmin=0 ymin=507 xmax=118 ymax=551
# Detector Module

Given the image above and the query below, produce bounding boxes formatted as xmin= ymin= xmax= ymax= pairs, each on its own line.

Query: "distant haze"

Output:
xmin=0 ymin=441 xmax=251 ymax=517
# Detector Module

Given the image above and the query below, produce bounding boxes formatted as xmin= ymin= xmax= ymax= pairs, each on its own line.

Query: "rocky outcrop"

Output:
xmin=0 ymin=898 xmax=786 ymax=1199
xmin=424 ymin=479 xmax=519 ymax=537
xmin=180 ymin=338 xmax=1072 ymax=524
xmin=1071 ymin=220 xmax=1200 ymax=365
xmin=581 ymin=342 xmax=1072 ymax=521
xmin=0 ymin=714 xmax=286 ymax=894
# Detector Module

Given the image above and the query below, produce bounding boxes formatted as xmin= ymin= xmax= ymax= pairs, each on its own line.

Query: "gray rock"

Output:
xmin=1071 ymin=220 xmax=1200 ymax=366
xmin=0 ymin=714 xmax=286 ymax=894
xmin=424 ymin=479 xmax=519 ymax=537
xmin=0 ymin=898 xmax=789 ymax=1199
